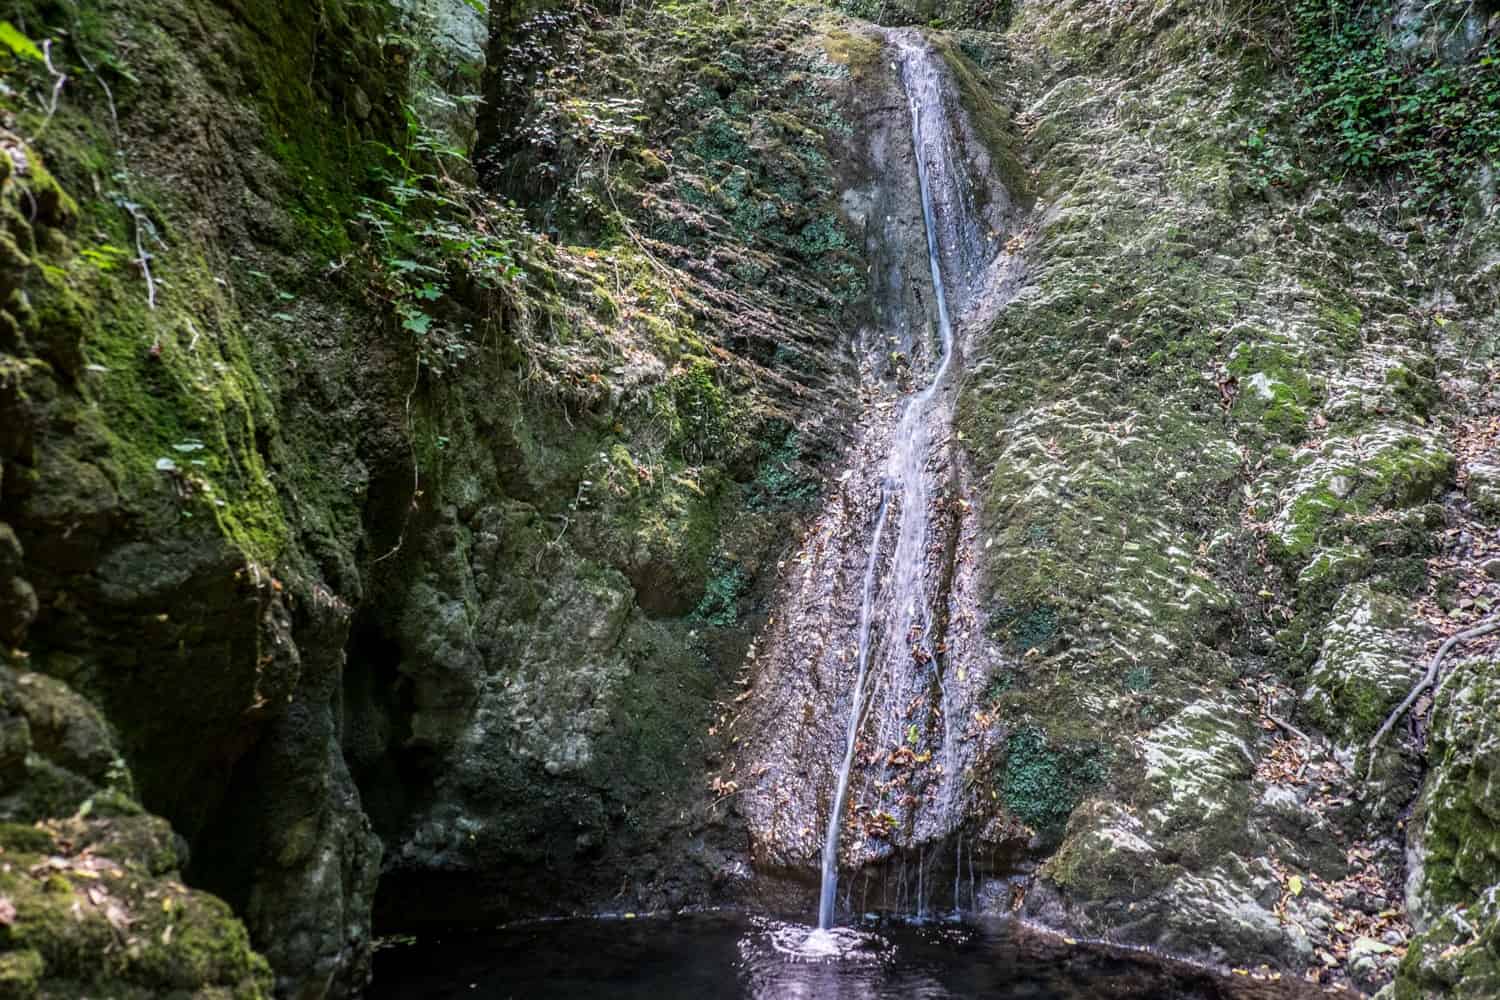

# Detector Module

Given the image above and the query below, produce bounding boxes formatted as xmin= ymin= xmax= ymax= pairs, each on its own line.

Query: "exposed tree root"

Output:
xmin=1365 ymin=615 xmax=1500 ymax=781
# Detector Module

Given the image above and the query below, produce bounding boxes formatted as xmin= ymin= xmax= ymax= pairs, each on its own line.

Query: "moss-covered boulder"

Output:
xmin=0 ymin=665 xmax=270 ymax=996
xmin=1399 ymin=657 xmax=1500 ymax=995
xmin=1301 ymin=586 xmax=1423 ymax=750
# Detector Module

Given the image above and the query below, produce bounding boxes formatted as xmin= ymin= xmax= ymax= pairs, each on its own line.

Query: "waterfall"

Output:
xmin=816 ymin=33 xmax=966 ymax=931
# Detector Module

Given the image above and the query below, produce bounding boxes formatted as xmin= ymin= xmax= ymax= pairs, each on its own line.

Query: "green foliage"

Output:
xmin=1001 ymin=727 xmax=1110 ymax=830
xmin=984 ymin=667 xmax=1018 ymax=702
xmin=690 ymin=556 xmax=748 ymax=627
xmin=992 ymin=603 xmax=1058 ymax=652
xmin=749 ymin=421 xmax=819 ymax=509
xmin=356 ymin=105 xmax=525 ymax=375
xmin=1291 ymin=0 xmax=1500 ymax=212
xmin=0 ymin=20 xmax=43 ymax=62
xmin=828 ymin=0 xmax=1013 ymax=30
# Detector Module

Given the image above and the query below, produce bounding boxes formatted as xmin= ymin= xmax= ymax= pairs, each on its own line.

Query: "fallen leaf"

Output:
xmin=104 ymin=903 xmax=131 ymax=931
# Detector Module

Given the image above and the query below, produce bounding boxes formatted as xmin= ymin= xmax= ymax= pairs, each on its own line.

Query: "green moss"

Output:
xmin=933 ymin=36 xmax=1032 ymax=206
xmin=1272 ymin=438 xmax=1453 ymax=562
xmin=661 ymin=358 xmax=740 ymax=462
xmin=0 ymin=823 xmax=56 ymax=854
xmin=821 ymin=28 xmax=883 ymax=78
xmin=132 ymin=892 xmax=272 ymax=992
xmin=1394 ymin=900 xmax=1500 ymax=999
xmin=1295 ymin=543 xmax=1370 ymax=609
xmin=0 ymin=948 xmax=43 ymax=995
xmin=1225 ymin=340 xmax=1319 ymax=440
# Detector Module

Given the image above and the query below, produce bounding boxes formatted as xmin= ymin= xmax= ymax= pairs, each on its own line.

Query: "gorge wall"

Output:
xmin=0 ymin=0 xmax=1497 ymax=997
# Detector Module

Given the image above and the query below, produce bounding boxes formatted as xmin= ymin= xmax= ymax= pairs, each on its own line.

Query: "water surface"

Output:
xmin=369 ymin=912 xmax=1333 ymax=999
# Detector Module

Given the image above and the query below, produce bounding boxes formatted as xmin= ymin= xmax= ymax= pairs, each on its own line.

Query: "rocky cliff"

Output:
xmin=0 ymin=0 xmax=1496 ymax=997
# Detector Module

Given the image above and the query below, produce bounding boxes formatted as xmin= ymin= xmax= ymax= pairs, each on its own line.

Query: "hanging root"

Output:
xmin=1365 ymin=614 xmax=1500 ymax=781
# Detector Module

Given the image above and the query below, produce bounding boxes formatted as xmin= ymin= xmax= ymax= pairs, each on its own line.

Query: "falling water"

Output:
xmin=816 ymin=34 xmax=965 ymax=930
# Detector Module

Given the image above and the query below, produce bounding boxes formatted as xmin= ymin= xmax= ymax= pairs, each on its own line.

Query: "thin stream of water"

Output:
xmin=817 ymin=33 xmax=965 ymax=931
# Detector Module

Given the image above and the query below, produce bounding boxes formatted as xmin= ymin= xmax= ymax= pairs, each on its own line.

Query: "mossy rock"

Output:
xmin=1300 ymin=585 xmax=1421 ymax=748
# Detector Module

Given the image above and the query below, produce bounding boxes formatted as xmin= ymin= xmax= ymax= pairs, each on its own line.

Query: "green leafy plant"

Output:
xmin=0 ymin=20 xmax=43 ymax=62
xmin=1289 ymin=0 xmax=1500 ymax=213
xmin=355 ymin=103 xmax=525 ymax=375
xmin=1001 ymin=727 xmax=1110 ymax=830
xmin=691 ymin=557 xmax=748 ymax=627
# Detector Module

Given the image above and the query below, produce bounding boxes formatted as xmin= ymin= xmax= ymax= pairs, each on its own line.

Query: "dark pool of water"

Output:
xmin=367 ymin=912 xmax=1334 ymax=1000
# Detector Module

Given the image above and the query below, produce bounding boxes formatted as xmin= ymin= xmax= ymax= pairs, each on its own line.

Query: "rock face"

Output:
xmin=1394 ymin=658 xmax=1500 ymax=997
xmin=1 ymin=0 xmax=868 ymax=992
xmin=1 ymin=0 xmax=1499 ymax=996
xmin=0 ymin=667 xmax=271 ymax=997
xmin=732 ymin=26 xmax=1026 ymax=908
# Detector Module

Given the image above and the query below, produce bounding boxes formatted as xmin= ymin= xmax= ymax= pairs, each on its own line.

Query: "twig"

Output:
xmin=1267 ymin=714 xmax=1314 ymax=746
xmin=371 ymin=354 xmax=422 ymax=565
xmin=119 ymin=199 xmax=160 ymax=310
xmin=534 ymin=515 xmax=570 ymax=573
xmin=600 ymin=146 xmax=678 ymax=299
xmin=71 ymin=24 xmax=165 ymax=314
xmin=36 ymin=40 xmax=67 ymax=136
xmin=1365 ymin=614 xmax=1500 ymax=780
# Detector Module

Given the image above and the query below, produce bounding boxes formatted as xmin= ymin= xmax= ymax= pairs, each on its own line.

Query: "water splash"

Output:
xmin=758 ymin=920 xmax=893 ymax=965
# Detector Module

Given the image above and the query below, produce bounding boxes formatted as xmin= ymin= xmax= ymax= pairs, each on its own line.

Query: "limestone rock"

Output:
xmin=1302 ymin=586 xmax=1421 ymax=750
xmin=1467 ymin=462 xmax=1500 ymax=518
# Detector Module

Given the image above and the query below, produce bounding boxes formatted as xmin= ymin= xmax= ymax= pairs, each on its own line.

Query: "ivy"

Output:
xmin=1000 ymin=727 xmax=1110 ymax=831
xmin=691 ymin=557 xmax=748 ymax=627
xmin=1291 ymin=0 xmax=1500 ymax=213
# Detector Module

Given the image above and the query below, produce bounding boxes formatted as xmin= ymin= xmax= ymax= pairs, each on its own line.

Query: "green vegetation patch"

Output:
xmin=1000 ymin=726 xmax=1111 ymax=831
xmin=1291 ymin=0 xmax=1500 ymax=214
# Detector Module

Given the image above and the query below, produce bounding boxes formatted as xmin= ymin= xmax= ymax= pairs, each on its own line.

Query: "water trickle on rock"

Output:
xmin=815 ymin=32 xmax=987 ymax=930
